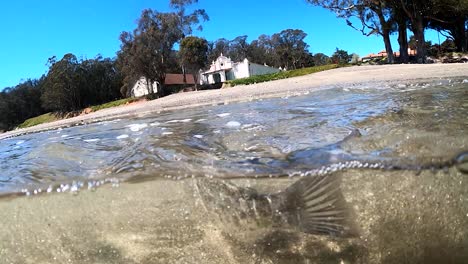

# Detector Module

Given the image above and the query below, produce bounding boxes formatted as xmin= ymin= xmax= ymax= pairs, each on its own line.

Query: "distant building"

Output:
xmin=362 ymin=49 xmax=417 ymax=62
xmin=131 ymin=74 xmax=196 ymax=97
xmin=199 ymin=54 xmax=281 ymax=85
xmin=131 ymin=77 xmax=158 ymax=98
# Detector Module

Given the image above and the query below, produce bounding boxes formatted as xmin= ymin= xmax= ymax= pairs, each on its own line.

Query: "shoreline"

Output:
xmin=1 ymin=63 xmax=467 ymax=139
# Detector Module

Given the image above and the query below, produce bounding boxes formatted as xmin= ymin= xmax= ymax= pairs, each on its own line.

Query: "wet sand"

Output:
xmin=1 ymin=63 xmax=467 ymax=139
xmin=1 ymin=168 xmax=467 ymax=264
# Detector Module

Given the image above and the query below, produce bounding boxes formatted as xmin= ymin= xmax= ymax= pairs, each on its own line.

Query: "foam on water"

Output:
xmin=166 ymin=118 xmax=192 ymax=123
xmin=226 ymin=121 xmax=241 ymax=128
xmin=126 ymin=123 xmax=148 ymax=132
xmin=217 ymin=113 xmax=231 ymax=118
xmin=116 ymin=134 xmax=129 ymax=139
xmin=83 ymin=138 xmax=100 ymax=143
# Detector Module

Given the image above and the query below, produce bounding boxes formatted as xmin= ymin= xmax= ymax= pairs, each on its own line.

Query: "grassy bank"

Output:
xmin=17 ymin=98 xmax=138 ymax=129
xmin=226 ymin=64 xmax=339 ymax=87
xmin=17 ymin=113 xmax=59 ymax=129
xmin=89 ymin=98 xmax=137 ymax=112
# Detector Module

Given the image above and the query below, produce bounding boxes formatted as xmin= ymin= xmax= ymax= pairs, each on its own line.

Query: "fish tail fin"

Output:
xmin=279 ymin=173 xmax=357 ymax=236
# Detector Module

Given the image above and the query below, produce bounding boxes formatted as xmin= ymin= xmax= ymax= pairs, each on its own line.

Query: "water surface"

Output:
xmin=0 ymin=79 xmax=467 ymax=263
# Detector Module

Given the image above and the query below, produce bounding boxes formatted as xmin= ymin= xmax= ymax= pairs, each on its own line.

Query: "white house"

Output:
xmin=130 ymin=74 xmax=196 ymax=97
xmin=131 ymin=77 xmax=159 ymax=97
xmin=199 ymin=54 xmax=281 ymax=85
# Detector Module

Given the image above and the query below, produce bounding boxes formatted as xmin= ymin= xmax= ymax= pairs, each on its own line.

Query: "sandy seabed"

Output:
xmin=1 ymin=63 xmax=467 ymax=139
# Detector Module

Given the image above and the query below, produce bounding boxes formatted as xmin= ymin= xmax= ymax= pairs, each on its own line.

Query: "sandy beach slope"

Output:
xmin=1 ymin=64 xmax=467 ymax=139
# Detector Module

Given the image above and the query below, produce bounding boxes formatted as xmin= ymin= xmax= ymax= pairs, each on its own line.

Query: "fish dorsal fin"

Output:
xmin=279 ymin=173 xmax=357 ymax=236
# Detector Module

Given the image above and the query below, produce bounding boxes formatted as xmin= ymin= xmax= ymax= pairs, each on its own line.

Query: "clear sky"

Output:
xmin=0 ymin=0 xmax=444 ymax=89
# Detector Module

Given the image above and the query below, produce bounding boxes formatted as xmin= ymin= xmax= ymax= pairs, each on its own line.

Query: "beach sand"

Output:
xmin=1 ymin=63 xmax=467 ymax=139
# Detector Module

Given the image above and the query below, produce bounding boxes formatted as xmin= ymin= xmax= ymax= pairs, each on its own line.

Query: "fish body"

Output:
xmin=194 ymin=172 xmax=357 ymax=237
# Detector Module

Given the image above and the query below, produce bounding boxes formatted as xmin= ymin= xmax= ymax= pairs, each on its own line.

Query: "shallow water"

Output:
xmin=0 ymin=79 xmax=467 ymax=263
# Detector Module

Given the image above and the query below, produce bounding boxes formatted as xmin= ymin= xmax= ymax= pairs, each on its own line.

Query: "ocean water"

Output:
xmin=0 ymin=79 xmax=467 ymax=263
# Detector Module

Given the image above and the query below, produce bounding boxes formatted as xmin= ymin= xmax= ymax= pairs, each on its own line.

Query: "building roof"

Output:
xmin=165 ymin=74 xmax=195 ymax=85
xmin=362 ymin=48 xmax=418 ymax=60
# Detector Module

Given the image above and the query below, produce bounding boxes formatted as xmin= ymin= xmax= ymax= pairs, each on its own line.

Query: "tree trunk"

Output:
xmin=158 ymin=83 xmax=164 ymax=97
xmin=399 ymin=0 xmax=426 ymax=63
xmin=382 ymin=29 xmax=395 ymax=64
xmin=452 ymin=17 xmax=467 ymax=52
xmin=192 ymin=73 xmax=198 ymax=91
xmin=156 ymin=74 xmax=165 ymax=98
xmin=413 ymin=16 xmax=426 ymax=63
xmin=182 ymin=66 xmax=187 ymax=85
xmin=376 ymin=7 xmax=394 ymax=64
xmin=397 ymin=18 xmax=409 ymax=63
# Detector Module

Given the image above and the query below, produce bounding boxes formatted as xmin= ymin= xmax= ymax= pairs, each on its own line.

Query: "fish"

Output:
xmin=192 ymin=151 xmax=468 ymax=238
xmin=193 ymin=172 xmax=358 ymax=237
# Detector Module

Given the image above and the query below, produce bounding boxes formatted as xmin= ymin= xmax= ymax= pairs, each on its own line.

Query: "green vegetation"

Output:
xmin=16 ymin=98 xmax=139 ymax=129
xmin=90 ymin=98 xmax=137 ymax=112
xmin=179 ymin=36 xmax=209 ymax=89
xmin=17 ymin=113 xmax=59 ymax=129
xmin=3 ymin=0 xmax=466 ymax=132
xmin=307 ymin=0 xmax=468 ymax=63
xmin=226 ymin=64 xmax=339 ymax=87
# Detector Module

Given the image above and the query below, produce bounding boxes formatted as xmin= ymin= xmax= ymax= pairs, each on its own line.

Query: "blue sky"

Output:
xmin=0 ymin=0 xmax=443 ymax=89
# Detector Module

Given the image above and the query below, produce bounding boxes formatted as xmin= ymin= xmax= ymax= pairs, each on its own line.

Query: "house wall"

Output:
xmin=249 ymin=62 xmax=281 ymax=76
xmin=131 ymin=77 xmax=159 ymax=98
xmin=200 ymin=56 xmax=280 ymax=84
xmin=230 ymin=59 xmax=250 ymax=80
xmin=208 ymin=55 xmax=233 ymax=72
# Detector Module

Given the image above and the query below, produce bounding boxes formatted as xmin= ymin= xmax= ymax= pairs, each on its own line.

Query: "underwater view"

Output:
xmin=1 ymin=78 xmax=467 ymax=264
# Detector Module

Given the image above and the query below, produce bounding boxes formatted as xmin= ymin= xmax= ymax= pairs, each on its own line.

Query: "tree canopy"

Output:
xmin=41 ymin=54 xmax=123 ymax=113
xmin=207 ymin=29 xmax=314 ymax=70
xmin=306 ymin=0 xmax=468 ymax=63
xmin=179 ymin=36 xmax=208 ymax=88
xmin=118 ymin=0 xmax=208 ymax=97
xmin=0 ymin=79 xmax=45 ymax=131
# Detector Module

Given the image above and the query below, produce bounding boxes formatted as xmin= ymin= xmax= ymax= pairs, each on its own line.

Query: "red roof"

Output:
xmin=165 ymin=74 xmax=195 ymax=85
xmin=363 ymin=48 xmax=417 ymax=59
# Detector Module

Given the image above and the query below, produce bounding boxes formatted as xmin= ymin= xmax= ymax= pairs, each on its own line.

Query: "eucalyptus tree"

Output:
xmin=179 ymin=36 xmax=208 ymax=89
xmin=207 ymin=38 xmax=230 ymax=63
xmin=396 ymin=0 xmax=431 ymax=62
xmin=170 ymin=0 xmax=209 ymax=33
xmin=228 ymin=35 xmax=250 ymax=62
xmin=306 ymin=0 xmax=396 ymax=63
xmin=207 ymin=30 xmax=312 ymax=69
xmin=428 ymin=0 xmax=468 ymax=52
xmin=80 ymin=56 xmax=123 ymax=105
xmin=248 ymin=34 xmax=276 ymax=66
xmin=312 ymin=53 xmax=331 ymax=66
xmin=118 ymin=0 xmax=208 ymax=97
xmin=41 ymin=53 xmax=82 ymax=112
xmin=331 ymin=48 xmax=352 ymax=64
xmin=119 ymin=10 xmax=182 ymax=97
xmin=0 ymin=78 xmax=45 ymax=130
xmin=271 ymin=29 xmax=311 ymax=69
xmin=389 ymin=0 xmax=410 ymax=63
xmin=42 ymin=54 xmax=123 ymax=112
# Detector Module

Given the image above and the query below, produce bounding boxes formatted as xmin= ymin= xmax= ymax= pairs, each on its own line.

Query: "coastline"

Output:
xmin=1 ymin=63 xmax=467 ymax=139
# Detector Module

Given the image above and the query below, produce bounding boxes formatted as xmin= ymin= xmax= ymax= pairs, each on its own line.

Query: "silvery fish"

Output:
xmin=194 ymin=151 xmax=468 ymax=237
xmin=194 ymin=172 xmax=358 ymax=237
